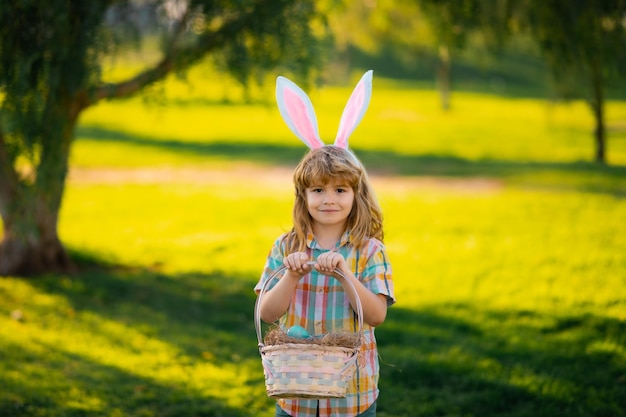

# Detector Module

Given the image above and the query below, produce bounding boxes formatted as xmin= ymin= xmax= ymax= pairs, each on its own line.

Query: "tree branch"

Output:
xmin=89 ymin=9 xmax=250 ymax=107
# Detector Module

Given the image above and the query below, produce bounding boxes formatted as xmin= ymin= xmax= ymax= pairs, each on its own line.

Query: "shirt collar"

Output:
xmin=306 ymin=229 xmax=351 ymax=250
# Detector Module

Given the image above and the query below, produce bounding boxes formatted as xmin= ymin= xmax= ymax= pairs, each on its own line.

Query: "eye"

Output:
xmin=336 ymin=188 xmax=349 ymax=193
xmin=310 ymin=188 xmax=323 ymax=193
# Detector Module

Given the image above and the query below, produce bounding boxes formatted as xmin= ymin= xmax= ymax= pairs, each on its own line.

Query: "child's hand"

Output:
xmin=314 ymin=251 xmax=348 ymax=279
xmin=283 ymin=252 xmax=312 ymax=277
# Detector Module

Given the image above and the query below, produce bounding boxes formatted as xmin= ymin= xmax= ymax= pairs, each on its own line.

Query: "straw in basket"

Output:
xmin=254 ymin=262 xmax=364 ymax=399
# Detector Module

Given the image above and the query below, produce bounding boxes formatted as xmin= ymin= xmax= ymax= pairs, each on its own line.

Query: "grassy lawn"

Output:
xmin=1 ymin=69 xmax=625 ymax=416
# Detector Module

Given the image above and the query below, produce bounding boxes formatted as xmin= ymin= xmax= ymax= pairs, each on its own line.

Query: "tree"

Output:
xmin=324 ymin=0 xmax=506 ymax=110
xmin=511 ymin=0 xmax=626 ymax=163
xmin=399 ymin=0 xmax=626 ymax=163
xmin=0 ymin=0 xmax=322 ymax=276
xmin=321 ymin=1 xmax=439 ymax=101
xmin=417 ymin=0 xmax=526 ymax=109
xmin=418 ymin=0 xmax=483 ymax=110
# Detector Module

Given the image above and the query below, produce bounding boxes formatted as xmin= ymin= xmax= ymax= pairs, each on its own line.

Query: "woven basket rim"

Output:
xmin=261 ymin=342 xmax=357 ymax=354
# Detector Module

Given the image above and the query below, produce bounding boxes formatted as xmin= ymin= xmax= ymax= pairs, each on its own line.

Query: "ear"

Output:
xmin=276 ymin=76 xmax=324 ymax=150
xmin=334 ymin=70 xmax=373 ymax=149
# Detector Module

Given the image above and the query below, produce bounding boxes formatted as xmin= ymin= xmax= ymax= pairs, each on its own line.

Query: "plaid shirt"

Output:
xmin=255 ymin=230 xmax=395 ymax=417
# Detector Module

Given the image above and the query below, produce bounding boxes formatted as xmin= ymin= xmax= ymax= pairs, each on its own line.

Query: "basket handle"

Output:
xmin=255 ymin=261 xmax=364 ymax=348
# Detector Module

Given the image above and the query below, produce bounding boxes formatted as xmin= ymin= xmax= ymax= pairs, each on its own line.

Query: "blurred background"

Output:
xmin=1 ymin=1 xmax=625 ymax=416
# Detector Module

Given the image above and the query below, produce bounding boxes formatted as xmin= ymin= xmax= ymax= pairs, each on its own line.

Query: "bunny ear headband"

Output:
xmin=276 ymin=70 xmax=373 ymax=152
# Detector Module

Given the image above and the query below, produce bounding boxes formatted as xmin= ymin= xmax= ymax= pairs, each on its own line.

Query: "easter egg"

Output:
xmin=286 ymin=325 xmax=310 ymax=339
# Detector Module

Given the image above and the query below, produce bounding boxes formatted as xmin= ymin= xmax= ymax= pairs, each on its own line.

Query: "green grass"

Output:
xmin=1 ymin=68 xmax=626 ymax=416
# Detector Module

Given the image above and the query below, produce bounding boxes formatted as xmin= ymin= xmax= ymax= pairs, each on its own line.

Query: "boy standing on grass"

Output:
xmin=256 ymin=71 xmax=396 ymax=417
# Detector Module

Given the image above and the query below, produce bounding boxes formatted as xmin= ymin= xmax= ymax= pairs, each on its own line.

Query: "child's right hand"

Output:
xmin=283 ymin=252 xmax=312 ymax=277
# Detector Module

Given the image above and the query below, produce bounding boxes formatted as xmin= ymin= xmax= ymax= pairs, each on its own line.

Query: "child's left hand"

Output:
xmin=314 ymin=251 xmax=349 ymax=279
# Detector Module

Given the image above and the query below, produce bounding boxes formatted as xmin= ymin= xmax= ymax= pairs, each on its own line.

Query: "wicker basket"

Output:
xmin=254 ymin=263 xmax=363 ymax=399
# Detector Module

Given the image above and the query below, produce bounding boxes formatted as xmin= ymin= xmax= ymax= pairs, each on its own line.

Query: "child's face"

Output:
xmin=305 ymin=178 xmax=355 ymax=229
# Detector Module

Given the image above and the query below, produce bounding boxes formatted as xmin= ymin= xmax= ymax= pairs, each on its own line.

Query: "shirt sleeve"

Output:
xmin=360 ymin=240 xmax=396 ymax=307
xmin=254 ymin=235 xmax=287 ymax=294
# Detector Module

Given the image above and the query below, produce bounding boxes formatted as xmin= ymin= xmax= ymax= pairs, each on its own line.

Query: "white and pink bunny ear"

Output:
xmin=334 ymin=70 xmax=373 ymax=149
xmin=276 ymin=76 xmax=324 ymax=150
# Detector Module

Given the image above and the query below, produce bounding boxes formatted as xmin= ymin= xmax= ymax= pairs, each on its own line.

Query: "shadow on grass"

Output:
xmin=77 ymin=125 xmax=626 ymax=197
xmin=377 ymin=305 xmax=626 ymax=417
xmin=2 ymin=251 xmax=625 ymax=417
xmin=1 ymin=339 xmax=247 ymax=417
xmin=0 ymin=253 xmax=268 ymax=417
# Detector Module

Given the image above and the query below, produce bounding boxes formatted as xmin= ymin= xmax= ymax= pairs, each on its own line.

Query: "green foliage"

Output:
xmin=0 ymin=0 xmax=323 ymax=275
xmin=1 ymin=74 xmax=625 ymax=416
xmin=0 ymin=1 xmax=105 ymax=157
xmin=0 ymin=0 xmax=322 ymax=163
xmin=332 ymin=0 xmax=626 ymax=161
xmin=517 ymin=0 xmax=626 ymax=99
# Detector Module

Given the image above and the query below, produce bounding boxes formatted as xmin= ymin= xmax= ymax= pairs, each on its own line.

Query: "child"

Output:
xmin=255 ymin=71 xmax=396 ymax=417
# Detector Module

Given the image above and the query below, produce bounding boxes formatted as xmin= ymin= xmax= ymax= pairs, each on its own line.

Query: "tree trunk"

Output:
xmin=0 ymin=99 xmax=79 ymax=277
xmin=437 ymin=44 xmax=451 ymax=111
xmin=592 ymin=102 xmax=606 ymax=163
xmin=589 ymin=61 xmax=606 ymax=164
xmin=0 ymin=194 xmax=74 ymax=276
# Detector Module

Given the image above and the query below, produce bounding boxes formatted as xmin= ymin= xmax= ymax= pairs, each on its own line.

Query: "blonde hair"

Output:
xmin=284 ymin=146 xmax=384 ymax=253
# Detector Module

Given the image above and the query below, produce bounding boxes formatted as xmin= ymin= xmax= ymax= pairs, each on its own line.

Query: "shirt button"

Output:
xmin=317 ymin=288 xmax=324 ymax=294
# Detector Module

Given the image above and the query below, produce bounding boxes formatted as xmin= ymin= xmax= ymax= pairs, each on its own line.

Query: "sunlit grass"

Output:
xmin=0 ymin=271 xmax=266 ymax=416
xmin=2 ymin=66 xmax=625 ymax=416
xmin=76 ymin=65 xmax=626 ymax=167
xmin=382 ymin=184 xmax=626 ymax=318
xmin=59 ymin=179 xmax=294 ymax=273
xmin=3 ymin=170 xmax=624 ymax=416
